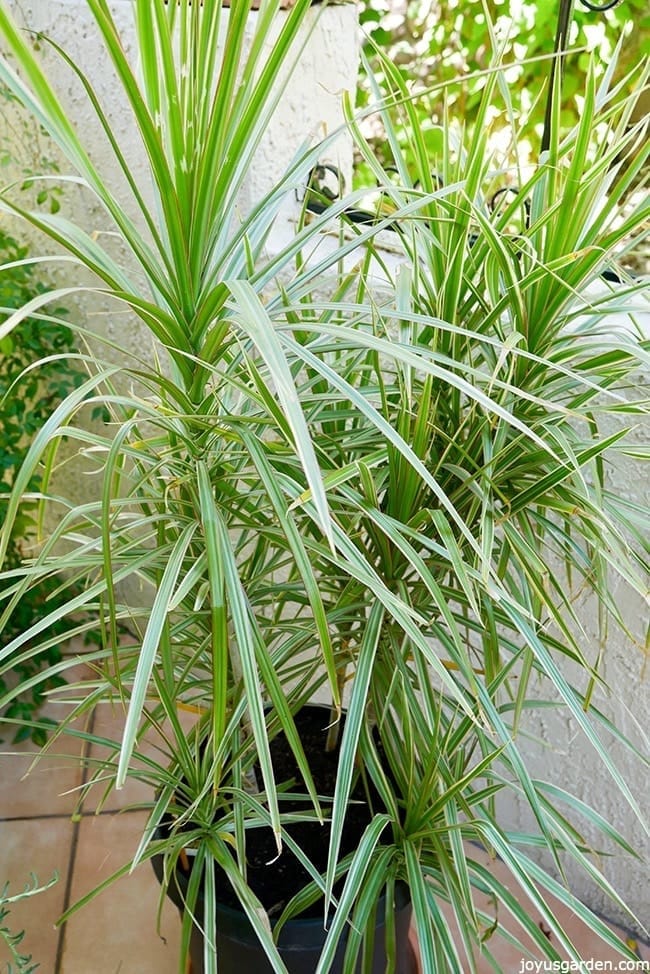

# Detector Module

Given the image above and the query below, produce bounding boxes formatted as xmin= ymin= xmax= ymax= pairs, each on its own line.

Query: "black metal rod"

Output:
xmin=541 ymin=0 xmax=575 ymax=155
xmin=541 ymin=0 xmax=624 ymax=155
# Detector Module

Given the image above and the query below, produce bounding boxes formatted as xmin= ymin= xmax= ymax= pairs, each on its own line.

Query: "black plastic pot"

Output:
xmin=151 ymin=704 xmax=418 ymax=973
xmin=152 ymin=854 xmax=417 ymax=973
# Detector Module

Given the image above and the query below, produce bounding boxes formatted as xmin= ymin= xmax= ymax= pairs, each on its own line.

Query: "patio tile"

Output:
xmin=83 ymin=704 xmax=199 ymax=813
xmin=60 ymin=810 xmax=181 ymax=973
xmin=0 ymin=816 xmax=73 ymax=973
xmin=0 ymin=660 xmax=98 ymax=819
xmin=81 ymin=704 xmax=157 ymax=812
xmin=0 ymin=723 xmax=89 ymax=820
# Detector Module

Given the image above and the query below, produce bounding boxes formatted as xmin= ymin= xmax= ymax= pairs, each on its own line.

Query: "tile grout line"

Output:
xmin=53 ymin=708 xmax=96 ymax=974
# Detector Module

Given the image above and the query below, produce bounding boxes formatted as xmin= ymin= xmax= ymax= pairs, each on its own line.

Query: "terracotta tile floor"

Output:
xmin=1 ymin=705 xmax=648 ymax=973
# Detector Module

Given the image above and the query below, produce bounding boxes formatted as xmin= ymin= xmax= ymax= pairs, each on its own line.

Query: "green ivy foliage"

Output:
xmin=0 ymin=230 xmax=86 ymax=745
xmin=357 ymin=0 xmax=649 ymax=178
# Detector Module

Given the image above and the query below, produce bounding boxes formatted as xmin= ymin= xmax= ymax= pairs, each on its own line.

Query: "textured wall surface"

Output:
xmin=2 ymin=0 xmax=359 ymax=364
xmin=495 ymin=294 xmax=650 ymax=937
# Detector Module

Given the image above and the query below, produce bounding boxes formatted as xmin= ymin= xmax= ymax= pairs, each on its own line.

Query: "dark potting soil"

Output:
xmin=171 ymin=706 xmax=387 ymax=920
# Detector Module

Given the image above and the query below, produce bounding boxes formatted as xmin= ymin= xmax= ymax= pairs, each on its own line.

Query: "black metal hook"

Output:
xmin=541 ymin=0 xmax=625 ymax=154
xmin=300 ymin=165 xmax=379 ymax=225
xmin=578 ymin=0 xmax=621 ymax=11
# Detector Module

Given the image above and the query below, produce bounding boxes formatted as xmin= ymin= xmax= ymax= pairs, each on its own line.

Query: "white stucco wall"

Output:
xmin=4 ymin=0 xmax=358 ymax=205
xmin=515 ymin=290 xmax=649 ymax=935
xmin=496 ymin=327 xmax=650 ymax=938
xmin=1 ymin=0 xmax=359 ymax=365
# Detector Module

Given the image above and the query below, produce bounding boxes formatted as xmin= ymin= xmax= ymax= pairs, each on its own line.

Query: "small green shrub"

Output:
xmin=0 ymin=873 xmax=58 ymax=974
xmin=0 ymin=229 xmax=85 ymax=744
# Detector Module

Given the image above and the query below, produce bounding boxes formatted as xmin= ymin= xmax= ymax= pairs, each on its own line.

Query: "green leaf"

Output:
xmin=227 ymin=280 xmax=334 ymax=550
